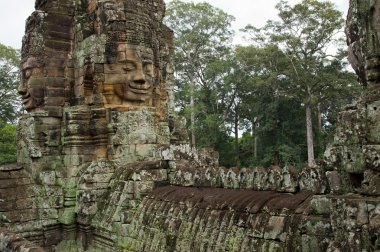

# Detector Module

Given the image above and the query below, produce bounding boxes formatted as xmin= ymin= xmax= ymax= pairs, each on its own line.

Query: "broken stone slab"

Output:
xmin=299 ymin=166 xmax=328 ymax=194
xmin=0 ymin=163 xmax=23 ymax=172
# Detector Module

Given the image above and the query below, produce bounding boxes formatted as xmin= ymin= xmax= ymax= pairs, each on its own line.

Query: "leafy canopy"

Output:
xmin=0 ymin=43 xmax=22 ymax=123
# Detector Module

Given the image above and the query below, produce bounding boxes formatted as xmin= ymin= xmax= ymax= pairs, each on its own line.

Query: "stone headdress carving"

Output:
xmin=19 ymin=0 xmax=174 ymax=117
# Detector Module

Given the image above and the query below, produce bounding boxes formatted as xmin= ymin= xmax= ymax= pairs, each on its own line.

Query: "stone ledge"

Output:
xmin=0 ymin=228 xmax=45 ymax=252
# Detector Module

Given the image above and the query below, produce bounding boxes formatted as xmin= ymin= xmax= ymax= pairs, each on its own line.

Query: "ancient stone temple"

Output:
xmin=0 ymin=0 xmax=380 ymax=251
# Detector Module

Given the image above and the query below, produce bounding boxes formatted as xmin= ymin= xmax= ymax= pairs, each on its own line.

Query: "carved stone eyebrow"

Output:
xmin=142 ymin=59 xmax=153 ymax=64
xmin=118 ymin=58 xmax=138 ymax=64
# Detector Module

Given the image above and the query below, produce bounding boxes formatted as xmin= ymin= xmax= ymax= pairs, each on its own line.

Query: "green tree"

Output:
xmin=0 ymin=43 xmax=21 ymax=123
xmin=244 ymin=0 xmax=358 ymax=167
xmin=165 ymin=0 xmax=235 ymax=149
xmin=0 ymin=120 xmax=17 ymax=165
xmin=234 ymin=44 xmax=301 ymax=167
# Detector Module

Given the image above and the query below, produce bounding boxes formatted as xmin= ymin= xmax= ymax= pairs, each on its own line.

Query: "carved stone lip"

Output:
xmin=129 ymin=88 xmax=150 ymax=94
xmin=22 ymin=93 xmax=31 ymax=103
xmin=129 ymin=83 xmax=151 ymax=94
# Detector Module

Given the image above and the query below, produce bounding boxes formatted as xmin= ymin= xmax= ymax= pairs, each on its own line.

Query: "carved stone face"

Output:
xmin=18 ymin=57 xmax=44 ymax=111
xmin=104 ymin=44 xmax=155 ymax=106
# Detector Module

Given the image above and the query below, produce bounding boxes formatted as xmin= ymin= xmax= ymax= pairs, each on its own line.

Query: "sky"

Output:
xmin=0 ymin=0 xmax=349 ymax=49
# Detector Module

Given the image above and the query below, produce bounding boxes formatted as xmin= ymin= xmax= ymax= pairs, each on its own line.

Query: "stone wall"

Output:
xmin=124 ymin=186 xmax=380 ymax=251
xmin=0 ymin=163 xmax=62 ymax=248
xmin=0 ymin=228 xmax=44 ymax=252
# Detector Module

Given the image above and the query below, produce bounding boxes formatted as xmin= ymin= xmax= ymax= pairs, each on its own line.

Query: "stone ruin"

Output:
xmin=0 ymin=0 xmax=380 ymax=251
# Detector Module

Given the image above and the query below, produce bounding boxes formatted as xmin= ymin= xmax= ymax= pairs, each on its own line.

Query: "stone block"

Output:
xmin=280 ymin=166 xmax=298 ymax=193
xmin=132 ymin=169 xmax=168 ymax=182
xmin=128 ymin=133 xmax=157 ymax=145
xmin=238 ymin=168 xmax=252 ymax=189
xmin=0 ymin=163 xmax=22 ymax=172
xmin=356 ymin=201 xmax=370 ymax=226
xmin=59 ymin=177 xmax=78 ymax=189
xmin=134 ymin=181 xmax=155 ymax=197
xmin=63 ymin=188 xmax=77 ymax=198
xmin=63 ymin=200 xmax=76 ymax=207
xmin=0 ymin=229 xmax=45 ymax=251
xmin=368 ymin=201 xmax=380 ymax=231
xmin=58 ymin=207 xmax=76 ymax=225
xmin=135 ymin=144 xmax=155 ymax=158
xmin=302 ymin=216 xmax=332 ymax=236
xmin=263 ymin=216 xmax=287 ymax=242
xmin=200 ymin=167 xmax=221 ymax=188
xmin=223 ymin=168 xmax=240 ymax=189
xmin=299 ymin=166 xmax=327 ymax=194
xmin=45 ymin=97 xmax=65 ymax=107
xmin=260 ymin=240 xmax=284 ymax=252
xmin=362 ymin=169 xmax=380 ymax=195
xmin=0 ymin=197 xmax=34 ymax=212
xmin=0 ymin=186 xmax=33 ymax=200
xmin=64 ymin=154 xmax=80 ymax=167
xmin=367 ymin=100 xmax=380 ymax=143
xmin=248 ymin=214 xmax=269 ymax=238
xmin=310 ymin=195 xmax=332 ymax=215
xmin=342 ymin=145 xmax=365 ymax=174
xmin=38 ymin=171 xmax=56 ymax=185
xmin=0 ymin=178 xmax=31 ymax=189
xmin=333 ymin=109 xmax=361 ymax=145
xmin=161 ymin=148 xmax=174 ymax=160
xmin=266 ymin=166 xmax=282 ymax=191
xmin=363 ymin=145 xmax=380 ymax=171
xmin=40 ymin=208 xmax=59 ymax=220
xmin=252 ymin=167 xmax=268 ymax=191
xmin=0 ymin=170 xmax=27 ymax=180
xmin=326 ymin=171 xmax=352 ymax=194
xmin=157 ymin=125 xmax=170 ymax=144
xmin=301 ymin=234 xmax=330 ymax=252
xmin=2 ymin=209 xmax=37 ymax=222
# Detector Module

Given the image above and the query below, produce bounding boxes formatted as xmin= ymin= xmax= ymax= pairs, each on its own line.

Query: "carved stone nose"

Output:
xmin=18 ymin=83 xmax=27 ymax=95
xmin=133 ymin=69 xmax=146 ymax=84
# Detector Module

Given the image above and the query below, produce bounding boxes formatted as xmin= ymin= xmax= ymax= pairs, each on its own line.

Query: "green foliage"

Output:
xmin=168 ymin=0 xmax=359 ymax=168
xmin=0 ymin=43 xmax=22 ymax=123
xmin=166 ymin=0 xmax=237 ymax=159
xmin=231 ymin=44 xmax=305 ymax=167
xmin=241 ymin=0 xmax=358 ymax=166
xmin=0 ymin=121 xmax=17 ymax=165
xmin=213 ymin=132 xmax=236 ymax=168
xmin=238 ymin=134 xmax=255 ymax=167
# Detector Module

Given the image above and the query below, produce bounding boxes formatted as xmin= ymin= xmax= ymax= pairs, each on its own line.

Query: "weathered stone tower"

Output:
xmin=0 ymin=0 xmax=380 ymax=251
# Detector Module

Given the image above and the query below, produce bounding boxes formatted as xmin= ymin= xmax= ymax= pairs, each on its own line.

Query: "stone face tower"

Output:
xmin=3 ymin=0 xmax=184 ymax=250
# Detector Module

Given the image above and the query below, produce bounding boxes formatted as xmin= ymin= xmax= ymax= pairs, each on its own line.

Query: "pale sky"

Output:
xmin=0 ymin=0 xmax=349 ymax=49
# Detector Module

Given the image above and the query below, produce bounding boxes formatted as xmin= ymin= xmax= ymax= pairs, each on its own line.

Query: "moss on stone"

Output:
xmin=59 ymin=207 xmax=76 ymax=225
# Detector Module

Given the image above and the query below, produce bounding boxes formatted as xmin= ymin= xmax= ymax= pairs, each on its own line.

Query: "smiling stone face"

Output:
xmin=103 ymin=44 xmax=156 ymax=106
xmin=18 ymin=57 xmax=45 ymax=112
xmin=68 ymin=0 xmax=174 ymax=115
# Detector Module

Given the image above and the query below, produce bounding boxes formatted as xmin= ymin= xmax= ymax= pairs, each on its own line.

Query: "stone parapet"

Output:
xmin=121 ymin=186 xmax=380 ymax=252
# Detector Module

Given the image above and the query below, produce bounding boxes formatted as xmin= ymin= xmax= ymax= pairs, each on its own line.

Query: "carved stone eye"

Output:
xmin=144 ymin=63 xmax=153 ymax=76
xmin=24 ymin=69 xmax=32 ymax=79
xmin=124 ymin=62 xmax=136 ymax=72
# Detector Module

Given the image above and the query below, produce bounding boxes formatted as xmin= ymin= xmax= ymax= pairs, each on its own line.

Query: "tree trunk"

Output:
xmin=272 ymin=150 xmax=280 ymax=166
xmin=252 ymin=121 xmax=257 ymax=160
xmin=317 ymin=103 xmax=322 ymax=132
xmin=190 ymin=80 xmax=196 ymax=147
xmin=234 ymin=112 xmax=239 ymax=167
xmin=305 ymin=101 xmax=316 ymax=167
